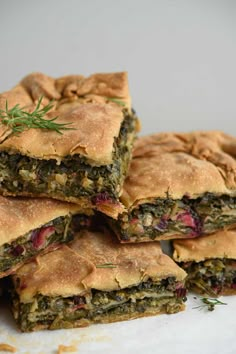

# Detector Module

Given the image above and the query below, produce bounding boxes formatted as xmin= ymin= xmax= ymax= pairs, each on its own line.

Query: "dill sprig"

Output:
xmin=106 ymin=97 xmax=126 ymax=107
xmin=193 ymin=297 xmax=227 ymax=311
xmin=96 ymin=263 xmax=117 ymax=269
xmin=0 ymin=96 xmax=75 ymax=136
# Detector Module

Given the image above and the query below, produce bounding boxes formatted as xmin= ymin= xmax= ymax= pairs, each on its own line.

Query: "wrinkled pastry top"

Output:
xmin=0 ymin=72 xmax=131 ymax=165
xmin=121 ymin=131 xmax=236 ymax=208
xmin=173 ymin=229 xmax=236 ymax=262
xmin=0 ymin=195 xmax=84 ymax=246
xmin=13 ymin=229 xmax=186 ymax=302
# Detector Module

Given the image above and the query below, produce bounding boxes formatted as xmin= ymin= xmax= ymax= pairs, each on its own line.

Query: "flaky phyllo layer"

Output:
xmin=0 ymin=195 xmax=87 ymax=278
xmin=0 ymin=216 xmax=72 ymax=277
xmin=113 ymin=131 xmax=236 ymax=241
xmin=10 ymin=229 xmax=186 ymax=331
xmin=113 ymin=194 xmax=236 ymax=242
xmin=173 ymin=230 xmax=236 ymax=296
xmin=0 ymin=72 xmax=139 ymax=218
xmin=0 ymin=111 xmax=137 ymax=205
xmin=11 ymin=277 xmax=186 ymax=332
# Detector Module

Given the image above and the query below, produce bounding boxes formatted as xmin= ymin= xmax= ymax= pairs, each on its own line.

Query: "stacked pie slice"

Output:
xmin=0 ymin=72 xmax=235 ymax=334
xmin=0 ymin=71 xmax=188 ymax=332
xmin=0 ymin=72 xmax=140 ymax=218
xmin=173 ymin=230 xmax=236 ymax=296
xmin=10 ymin=229 xmax=186 ymax=332
xmin=109 ymin=132 xmax=236 ymax=297
xmin=109 ymin=131 xmax=236 ymax=242
xmin=0 ymin=196 xmax=89 ymax=278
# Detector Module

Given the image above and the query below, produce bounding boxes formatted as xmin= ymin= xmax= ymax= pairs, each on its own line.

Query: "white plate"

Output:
xmin=1 ymin=294 xmax=235 ymax=354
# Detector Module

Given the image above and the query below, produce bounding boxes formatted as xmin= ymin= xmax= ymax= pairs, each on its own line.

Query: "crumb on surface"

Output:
xmin=0 ymin=343 xmax=17 ymax=353
xmin=58 ymin=344 xmax=77 ymax=354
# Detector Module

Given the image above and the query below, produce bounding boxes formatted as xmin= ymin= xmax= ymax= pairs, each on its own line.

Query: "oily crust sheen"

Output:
xmin=0 ymin=72 xmax=131 ymax=165
xmin=0 ymin=195 xmax=84 ymax=247
xmin=173 ymin=229 xmax=236 ymax=262
xmin=121 ymin=131 xmax=236 ymax=208
xmin=13 ymin=229 xmax=187 ymax=303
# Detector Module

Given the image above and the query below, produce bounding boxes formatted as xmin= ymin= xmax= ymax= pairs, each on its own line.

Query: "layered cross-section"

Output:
xmin=10 ymin=229 xmax=187 ymax=332
xmin=0 ymin=72 xmax=139 ymax=218
xmin=173 ymin=230 xmax=236 ymax=296
xmin=0 ymin=195 xmax=88 ymax=277
xmin=111 ymin=131 xmax=236 ymax=241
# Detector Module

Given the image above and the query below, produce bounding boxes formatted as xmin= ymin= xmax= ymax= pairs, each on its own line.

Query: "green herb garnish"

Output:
xmin=0 ymin=96 xmax=75 ymax=136
xmin=96 ymin=263 xmax=117 ymax=269
xmin=106 ymin=97 xmax=126 ymax=107
xmin=193 ymin=297 xmax=227 ymax=311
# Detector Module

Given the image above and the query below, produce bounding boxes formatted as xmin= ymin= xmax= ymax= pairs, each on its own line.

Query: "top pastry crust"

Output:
xmin=121 ymin=131 xmax=236 ymax=208
xmin=13 ymin=229 xmax=186 ymax=303
xmin=0 ymin=195 xmax=86 ymax=247
xmin=0 ymin=72 xmax=131 ymax=165
xmin=173 ymin=229 xmax=236 ymax=262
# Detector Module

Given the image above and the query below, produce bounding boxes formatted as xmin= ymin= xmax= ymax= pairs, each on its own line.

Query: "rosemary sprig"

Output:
xmin=96 ymin=263 xmax=117 ymax=269
xmin=106 ymin=97 xmax=126 ymax=107
xmin=0 ymin=96 xmax=75 ymax=136
xmin=193 ymin=297 xmax=227 ymax=311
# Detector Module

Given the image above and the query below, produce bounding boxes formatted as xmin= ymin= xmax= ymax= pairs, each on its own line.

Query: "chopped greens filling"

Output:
xmin=11 ymin=277 xmax=186 ymax=332
xmin=0 ymin=214 xmax=90 ymax=275
xmin=0 ymin=111 xmax=137 ymax=201
xmin=181 ymin=259 xmax=236 ymax=296
xmin=116 ymin=194 xmax=236 ymax=241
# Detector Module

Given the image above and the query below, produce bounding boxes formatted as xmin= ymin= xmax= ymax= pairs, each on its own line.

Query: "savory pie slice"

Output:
xmin=0 ymin=72 xmax=139 ymax=218
xmin=111 ymin=131 xmax=236 ymax=241
xmin=173 ymin=230 xmax=236 ymax=296
xmin=0 ymin=195 xmax=90 ymax=278
xmin=10 ymin=229 xmax=187 ymax=332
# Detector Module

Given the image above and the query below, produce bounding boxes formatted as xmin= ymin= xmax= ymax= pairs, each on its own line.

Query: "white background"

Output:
xmin=0 ymin=1 xmax=236 ymax=353
xmin=0 ymin=0 xmax=236 ymax=135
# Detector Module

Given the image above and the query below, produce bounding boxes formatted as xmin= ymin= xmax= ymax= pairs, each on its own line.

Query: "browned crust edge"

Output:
xmin=0 ymin=243 xmax=61 ymax=279
xmin=0 ymin=189 xmax=124 ymax=219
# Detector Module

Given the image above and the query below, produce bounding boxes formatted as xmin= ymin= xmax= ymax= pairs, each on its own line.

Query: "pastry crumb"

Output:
xmin=0 ymin=343 xmax=17 ymax=353
xmin=58 ymin=344 xmax=77 ymax=353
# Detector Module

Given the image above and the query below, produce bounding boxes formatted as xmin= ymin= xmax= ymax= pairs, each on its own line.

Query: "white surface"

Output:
xmin=0 ymin=1 xmax=236 ymax=353
xmin=0 ymin=294 xmax=236 ymax=354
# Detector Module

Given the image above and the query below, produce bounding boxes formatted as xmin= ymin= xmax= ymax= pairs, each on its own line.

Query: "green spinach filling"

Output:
xmin=11 ymin=277 xmax=186 ymax=331
xmin=117 ymin=194 xmax=236 ymax=240
xmin=0 ymin=215 xmax=74 ymax=274
xmin=181 ymin=259 xmax=236 ymax=296
xmin=0 ymin=111 xmax=137 ymax=200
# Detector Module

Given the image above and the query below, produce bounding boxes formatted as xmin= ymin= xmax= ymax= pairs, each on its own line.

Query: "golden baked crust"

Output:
xmin=0 ymin=195 xmax=86 ymax=247
xmin=0 ymin=72 xmax=131 ymax=166
xmin=122 ymin=131 xmax=236 ymax=208
xmin=14 ymin=229 xmax=186 ymax=303
xmin=0 ymin=191 xmax=124 ymax=219
xmin=173 ymin=229 xmax=236 ymax=262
